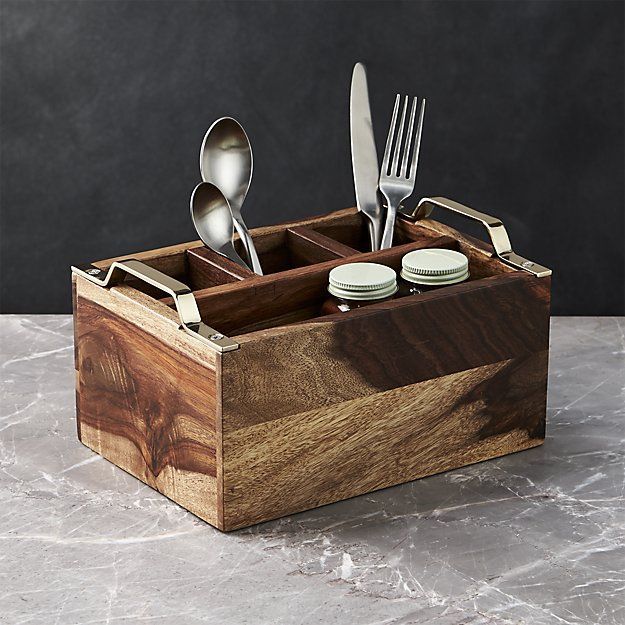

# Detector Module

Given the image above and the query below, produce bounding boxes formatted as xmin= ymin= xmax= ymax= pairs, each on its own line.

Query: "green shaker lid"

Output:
xmin=328 ymin=262 xmax=398 ymax=300
xmin=401 ymin=249 xmax=469 ymax=285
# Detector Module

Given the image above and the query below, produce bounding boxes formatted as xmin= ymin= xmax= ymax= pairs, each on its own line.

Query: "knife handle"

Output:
xmin=365 ymin=213 xmax=382 ymax=251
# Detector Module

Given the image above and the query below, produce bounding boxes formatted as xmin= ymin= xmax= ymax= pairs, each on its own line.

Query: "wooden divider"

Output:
xmin=107 ymin=209 xmax=516 ymax=337
xmin=286 ymin=227 xmax=360 ymax=264
xmin=189 ymin=236 xmax=459 ymax=336
xmin=187 ymin=246 xmax=254 ymax=289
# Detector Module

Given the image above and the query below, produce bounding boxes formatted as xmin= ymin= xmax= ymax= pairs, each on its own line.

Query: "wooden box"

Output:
xmin=72 ymin=197 xmax=551 ymax=531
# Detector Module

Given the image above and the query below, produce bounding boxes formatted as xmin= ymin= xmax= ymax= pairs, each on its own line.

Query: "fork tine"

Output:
xmin=391 ymin=95 xmax=408 ymax=176
xmin=402 ymin=97 xmax=418 ymax=178
xmin=382 ymin=95 xmax=400 ymax=176
xmin=408 ymin=98 xmax=426 ymax=182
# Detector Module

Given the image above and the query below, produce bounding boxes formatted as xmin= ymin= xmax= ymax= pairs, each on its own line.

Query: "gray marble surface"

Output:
xmin=1 ymin=316 xmax=623 ymax=625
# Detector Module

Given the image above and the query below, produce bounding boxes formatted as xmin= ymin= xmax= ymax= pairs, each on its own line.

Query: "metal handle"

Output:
xmin=399 ymin=197 xmax=551 ymax=278
xmin=71 ymin=259 xmax=239 ymax=352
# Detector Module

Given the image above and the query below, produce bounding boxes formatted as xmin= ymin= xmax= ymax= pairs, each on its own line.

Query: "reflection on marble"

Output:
xmin=1 ymin=315 xmax=623 ymax=625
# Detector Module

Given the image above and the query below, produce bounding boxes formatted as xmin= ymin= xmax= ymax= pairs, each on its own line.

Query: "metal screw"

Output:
xmin=86 ymin=268 xmax=101 ymax=275
xmin=522 ymin=261 xmax=534 ymax=268
xmin=210 ymin=333 xmax=224 ymax=341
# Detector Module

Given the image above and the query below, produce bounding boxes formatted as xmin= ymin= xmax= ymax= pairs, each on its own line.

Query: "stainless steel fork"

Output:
xmin=379 ymin=95 xmax=426 ymax=249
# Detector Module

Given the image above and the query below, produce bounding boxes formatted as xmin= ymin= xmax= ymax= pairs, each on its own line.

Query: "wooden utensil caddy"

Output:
xmin=72 ymin=196 xmax=551 ymax=531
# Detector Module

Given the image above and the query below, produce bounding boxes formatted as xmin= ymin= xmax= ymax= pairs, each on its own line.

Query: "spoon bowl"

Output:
xmin=200 ymin=117 xmax=252 ymax=214
xmin=190 ymin=182 xmax=250 ymax=270
xmin=200 ymin=117 xmax=262 ymax=274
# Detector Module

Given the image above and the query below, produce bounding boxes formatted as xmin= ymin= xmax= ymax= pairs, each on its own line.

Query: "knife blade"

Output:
xmin=350 ymin=62 xmax=383 ymax=251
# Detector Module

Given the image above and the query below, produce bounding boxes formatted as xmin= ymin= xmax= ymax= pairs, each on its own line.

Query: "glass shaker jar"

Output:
xmin=321 ymin=262 xmax=398 ymax=315
xmin=399 ymin=249 xmax=469 ymax=296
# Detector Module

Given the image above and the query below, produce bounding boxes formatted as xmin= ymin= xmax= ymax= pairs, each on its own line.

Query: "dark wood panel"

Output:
xmin=187 ymin=246 xmax=254 ymax=289
xmin=286 ymin=226 xmax=360 ymax=264
xmin=237 ymin=229 xmax=291 ymax=274
xmin=221 ymin=272 xmax=551 ymax=429
xmin=75 ymin=295 xmax=221 ymax=525
xmin=309 ymin=211 xmax=371 ymax=251
xmin=310 ymin=210 xmax=463 ymax=253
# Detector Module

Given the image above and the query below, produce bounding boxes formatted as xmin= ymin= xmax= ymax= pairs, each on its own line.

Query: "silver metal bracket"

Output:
xmin=398 ymin=196 xmax=551 ymax=278
xmin=71 ymin=259 xmax=239 ymax=353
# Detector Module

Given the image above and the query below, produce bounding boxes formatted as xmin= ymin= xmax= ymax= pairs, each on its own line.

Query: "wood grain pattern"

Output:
xmin=221 ymin=351 xmax=548 ymax=530
xmin=74 ymin=277 xmax=222 ymax=527
xmin=76 ymin=276 xmax=218 ymax=369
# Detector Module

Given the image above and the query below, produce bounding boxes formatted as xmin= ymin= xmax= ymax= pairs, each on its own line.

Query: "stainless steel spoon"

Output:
xmin=190 ymin=181 xmax=251 ymax=271
xmin=200 ymin=117 xmax=263 ymax=275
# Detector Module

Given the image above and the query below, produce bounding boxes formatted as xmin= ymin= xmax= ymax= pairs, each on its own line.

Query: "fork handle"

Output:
xmin=380 ymin=201 xmax=397 ymax=250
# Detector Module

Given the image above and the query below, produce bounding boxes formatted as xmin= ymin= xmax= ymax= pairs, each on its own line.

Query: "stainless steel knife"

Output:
xmin=350 ymin=62 xmax=383 ymax=251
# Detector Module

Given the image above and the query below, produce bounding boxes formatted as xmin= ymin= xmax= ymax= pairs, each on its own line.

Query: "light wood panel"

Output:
xmin=221 ymin=352 xmax=548 ymax=530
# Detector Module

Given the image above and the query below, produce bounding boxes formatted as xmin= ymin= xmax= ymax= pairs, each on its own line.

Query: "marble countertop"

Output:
xmin=1 ymin=316 xmax=623 ymax=625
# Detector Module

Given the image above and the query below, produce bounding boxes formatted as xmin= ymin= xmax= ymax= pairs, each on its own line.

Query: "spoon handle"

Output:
xmin=220 ymin=241 xmax=252 ymax=272
xmin=233 ymin=219 xmax=264 ymax=276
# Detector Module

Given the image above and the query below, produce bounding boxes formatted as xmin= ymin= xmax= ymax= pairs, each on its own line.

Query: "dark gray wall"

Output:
xmin=1 ymin=0 xmax=623 ymax=315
